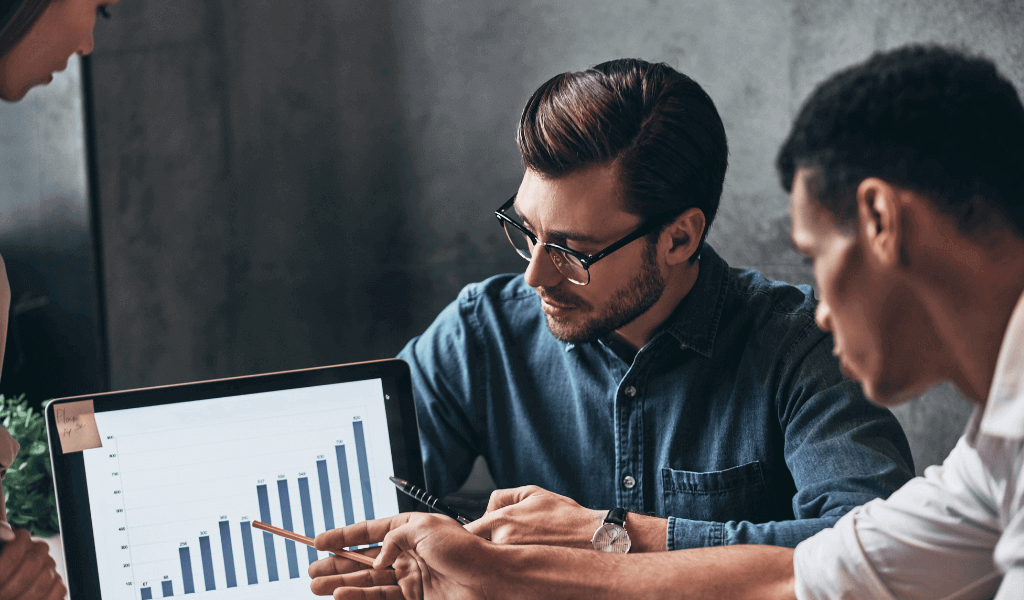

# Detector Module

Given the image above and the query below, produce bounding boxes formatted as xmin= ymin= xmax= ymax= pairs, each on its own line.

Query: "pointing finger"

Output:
xmin=308 ymin=546 xmax=383 ymax=578
xmin=315 ymin=515 xmax=411 ymax=552
xmin=310 ymin=567 xmax=398 ymax=595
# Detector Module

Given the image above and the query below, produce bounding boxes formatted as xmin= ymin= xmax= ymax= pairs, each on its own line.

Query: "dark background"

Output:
xmin=7 ymin=0 xmax=1021 ymax=487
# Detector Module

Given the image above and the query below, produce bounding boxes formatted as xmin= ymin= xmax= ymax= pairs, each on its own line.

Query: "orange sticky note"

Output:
xmin=54 ymin=400 xmax=102 ymax=453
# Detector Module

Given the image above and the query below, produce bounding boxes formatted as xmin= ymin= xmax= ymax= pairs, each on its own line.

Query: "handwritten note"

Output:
xmin=55 ymin=400 xmax=102 ymax=454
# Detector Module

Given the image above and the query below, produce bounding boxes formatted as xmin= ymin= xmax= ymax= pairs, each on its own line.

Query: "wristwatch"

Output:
xmin=591 ymin=507 xmax=631 ymax=553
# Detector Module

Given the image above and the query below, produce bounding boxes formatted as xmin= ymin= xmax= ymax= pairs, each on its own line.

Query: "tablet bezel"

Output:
xmin=44 ymin=358 xmax=424 ymax=600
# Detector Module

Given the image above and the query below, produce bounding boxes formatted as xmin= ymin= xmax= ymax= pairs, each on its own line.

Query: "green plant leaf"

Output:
xmin=0 ymin=394 xmax=58 ymax=537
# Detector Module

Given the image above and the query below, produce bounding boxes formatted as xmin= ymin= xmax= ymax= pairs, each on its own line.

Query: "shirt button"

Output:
xmin=623 ymin=475 xmax=636 ymax=489
xmin=624 ymin=386 xmax=636 ymax=397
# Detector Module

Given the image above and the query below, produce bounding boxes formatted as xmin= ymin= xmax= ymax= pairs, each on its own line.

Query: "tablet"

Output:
xmin=45 ymin=359 xmax=424 ymax=600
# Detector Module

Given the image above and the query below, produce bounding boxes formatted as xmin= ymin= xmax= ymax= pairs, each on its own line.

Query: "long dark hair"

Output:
xmin=0 ymin=0 xmax=52 ymax=58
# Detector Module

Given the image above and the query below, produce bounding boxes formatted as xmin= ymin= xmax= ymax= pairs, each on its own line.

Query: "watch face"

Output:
xmin=592 ymin=523 xmax=631 ymax=553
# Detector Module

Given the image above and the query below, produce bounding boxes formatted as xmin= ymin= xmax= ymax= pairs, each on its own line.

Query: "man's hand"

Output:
xmin=464 ymin=486 xmax=601 ymax=548
xmin=307 ymin=541 xmax=383 ymax=594
xmin=464 ymin=486 xmax=668 ymax=552
xmin=0 ymin=527 xmax=66 ymax=600
xmin=309 ymin=513 xmax=492 ymax=600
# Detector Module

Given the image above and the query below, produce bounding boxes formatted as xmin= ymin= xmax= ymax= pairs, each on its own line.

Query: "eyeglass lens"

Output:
xmin=501 ymin=220 xmax=590 ymax=285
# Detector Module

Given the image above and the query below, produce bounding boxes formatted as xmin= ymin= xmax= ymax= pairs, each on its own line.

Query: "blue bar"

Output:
xmin=178 ymin=547 xmax=195 ymax=594
xmin=218 ymin=520 xmax=237 ymax=588
xmin=257 ymin=484 xmax=279 ymax=582
xmin=317 ymin=459 xmax=335 ymax=531
xmin=353 ymin=421 xmax=375 ymax=520
xmin=336 ymin=444 xmax=355 ymax=525
xmin=199 ymin=535 xmax=215 ymax=591
xmin=240 ymin=521 xmax=258 ymax=585
xmin=298 ymin=477 xmax=318 ymax=564
xmin=161 ymin=580 xmax=173 ymax=597
xmin=277 ymin=479 xmax=300 ymax=579
xmin=141 ymin=587 xmax=152 ymax=600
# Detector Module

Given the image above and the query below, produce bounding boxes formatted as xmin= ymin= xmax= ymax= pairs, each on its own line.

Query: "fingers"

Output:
xmin=310 ymin=567 xmax=397 ymax=595
xmin=315 ymin=516 xmax=411 ymax=552
xmin=333 ymin=585 xmax=404 ymax=600
xmin=0 ymin=530 xmax=63 ymax=600
xmin=374 ymin=513 xmax=464 ymax=568
xmin=484 ymin=485 xmax=542 ymax=514
xmin=0 ymin=529 xmax=39 ymax=596
xmin=45 ymin=578 xmax=69 ymax=600
xmin=309 ymin=558 xmax=401 ymax=600
xmin=469 ymin=485 xmax=552 ymax=541
xmin=308 ymin=547 xmax=383 ymax=578
xmin=25 ymin=566 xmax=65 ymax=600
xmin=45 ymin=579 xmax=69 ymax=600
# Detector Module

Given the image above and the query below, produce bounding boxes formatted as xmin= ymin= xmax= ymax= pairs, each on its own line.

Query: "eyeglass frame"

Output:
xmin=494 ymin=194 xmax=676 ymax=284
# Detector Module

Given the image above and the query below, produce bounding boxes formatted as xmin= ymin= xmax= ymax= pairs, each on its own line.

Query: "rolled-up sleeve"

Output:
xmin=794 ymin=437 xmax=1004 ymax=599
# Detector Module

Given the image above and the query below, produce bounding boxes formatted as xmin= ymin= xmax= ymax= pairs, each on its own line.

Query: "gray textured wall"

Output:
xmin=88 ymin=0 xmax=1019 ymax=476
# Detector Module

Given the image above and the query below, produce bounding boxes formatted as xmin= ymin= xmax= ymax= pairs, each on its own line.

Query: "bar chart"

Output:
xmin=81 ymin=379 xmax=400 ymax=599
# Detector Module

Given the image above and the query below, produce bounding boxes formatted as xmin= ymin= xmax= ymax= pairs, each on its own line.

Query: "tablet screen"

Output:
xmin=48 ymin=360 xmax=422 ymax=600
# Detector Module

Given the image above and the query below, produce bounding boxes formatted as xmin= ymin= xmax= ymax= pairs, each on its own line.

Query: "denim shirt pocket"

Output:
xmin=660 ymin=461 xmax=770 ymax=523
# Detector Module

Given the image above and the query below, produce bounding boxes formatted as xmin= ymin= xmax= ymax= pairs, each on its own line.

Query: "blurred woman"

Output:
xmin=0 ymin=0 xmax=118 ymax=597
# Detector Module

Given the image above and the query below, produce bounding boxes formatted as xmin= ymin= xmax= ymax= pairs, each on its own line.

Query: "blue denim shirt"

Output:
xmin=399 ymin=245 xmax=914 ymax=550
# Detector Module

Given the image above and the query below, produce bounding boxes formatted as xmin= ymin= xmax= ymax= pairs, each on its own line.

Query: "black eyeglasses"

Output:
xmin=495 ymin=194 xmax=672 ymax=286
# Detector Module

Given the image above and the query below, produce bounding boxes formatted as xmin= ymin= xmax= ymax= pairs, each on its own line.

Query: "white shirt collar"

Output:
xmin=979 ymin=289 xmax=1024 ymax=439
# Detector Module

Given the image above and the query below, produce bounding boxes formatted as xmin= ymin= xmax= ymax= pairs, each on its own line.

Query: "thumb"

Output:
xmin=463 ymin=510 xmax=496 ymax=539
xmin=374 ymin=526 xmax=416 ymax=569
xmin=484 ymin=485 xmax=542 ymax=514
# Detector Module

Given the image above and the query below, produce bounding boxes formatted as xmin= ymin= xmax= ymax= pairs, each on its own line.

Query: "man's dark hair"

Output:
xmin=517 ymin=58 xmax=729 ymax=259
xmin=777 ymin=45 xmax=1024 ymax=236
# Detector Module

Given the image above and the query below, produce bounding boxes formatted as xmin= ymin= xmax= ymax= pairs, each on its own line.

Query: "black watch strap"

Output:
xmin=604 ymin=507 xmax=627 ymax=526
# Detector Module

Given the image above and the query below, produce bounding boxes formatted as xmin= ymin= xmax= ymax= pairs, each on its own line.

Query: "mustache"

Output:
xmin=536 ymin=286 xmax=590 ymax=310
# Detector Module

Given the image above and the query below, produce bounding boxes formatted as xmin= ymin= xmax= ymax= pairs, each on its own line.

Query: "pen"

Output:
xmin=389 ymin=476 xmax=473 ymax=525
xmin=251 ymin=520 xmax=378 ymax=567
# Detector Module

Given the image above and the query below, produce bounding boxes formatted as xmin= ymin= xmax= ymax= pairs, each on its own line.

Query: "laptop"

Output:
xmin=45 ymin=358 xmax=424 ymax=600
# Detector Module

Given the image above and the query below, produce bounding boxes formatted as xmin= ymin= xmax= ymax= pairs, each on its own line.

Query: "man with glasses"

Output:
xmin=312 ymin=45 xmax=1024 ymax=600
xmin=392 ymin=58 xmax=913 ymax=554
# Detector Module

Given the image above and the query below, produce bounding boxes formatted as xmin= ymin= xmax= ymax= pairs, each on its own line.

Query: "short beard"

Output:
xmin=545 ymin=239 xmax=666 ymax=344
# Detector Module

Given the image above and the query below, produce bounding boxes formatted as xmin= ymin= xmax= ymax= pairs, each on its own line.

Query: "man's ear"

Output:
xmin=663 ymin=207 xmax=706 ymax=266
xmin=856 ymin=178 xmax=902 ymax=268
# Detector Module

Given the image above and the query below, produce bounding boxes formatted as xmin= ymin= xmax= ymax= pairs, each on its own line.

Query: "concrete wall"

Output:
xmin=88 ymin=0 xmax=1020 ymax=476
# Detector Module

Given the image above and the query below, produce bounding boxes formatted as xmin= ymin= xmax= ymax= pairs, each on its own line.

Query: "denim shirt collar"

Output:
xmin=658 ymin=244 xmax=729 ymax=358
xmin=566 ymin=244 xmax=730 ymax=358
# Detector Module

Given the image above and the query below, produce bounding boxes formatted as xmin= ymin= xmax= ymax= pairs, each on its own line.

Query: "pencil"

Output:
xmin=251 ymin=520 xmax=377 ymax=567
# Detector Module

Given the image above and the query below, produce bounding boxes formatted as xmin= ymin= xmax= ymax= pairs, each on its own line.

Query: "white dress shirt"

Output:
xmin=794 ymin=290 xmax=1024 ymax=600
